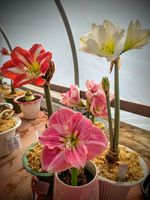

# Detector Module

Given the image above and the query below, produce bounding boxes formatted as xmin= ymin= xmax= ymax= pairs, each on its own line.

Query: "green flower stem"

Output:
xmin=43 ymin=84 xmax=53 ymax=118
xmin=0 ymin=78 xmax=4 ymax=89
xmin=0 ymin=27 xmax=15 ymax=94
xmin=106 ymin=95 xmax=114 ymax=150
xmin=71 ymin=167 xmax=78 ymax=186
xmin=91 ymin=114 xmax=95 ymax=123
xmin=113 ymin=59 xmax=120 ymax=152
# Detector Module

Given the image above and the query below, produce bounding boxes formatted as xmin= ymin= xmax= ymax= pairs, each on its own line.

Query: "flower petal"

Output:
xmin=13 ymin=74 xmax=33 ymax=88
xmin=68 ymin=112 xmax=92 ymax=141
xmin=11 ymin=47 xmax=32 ymax=66
xmin=124 ymin=20 xmax=150 ymax=51
xmin=64 ymin=144 xmax=88 ymax=168
xmin=29 ymin=44 xmax=46 ymax=59
xmin=1 ymin=60 xmax=24 ymax=80
xmin=37 ymin=52 xmax=52 ymax=74
xmin=41 ymin=146 xmax=71 ymax=172
xmin=86 ymin=125 xmax=108 ymax=160
xmin=48 ymin=108 xmax=74 ymax=127
xmin=33 ymin=77 xmax=45 ymax=86
xmin=39 ymin=125 xmax=65 ymax=149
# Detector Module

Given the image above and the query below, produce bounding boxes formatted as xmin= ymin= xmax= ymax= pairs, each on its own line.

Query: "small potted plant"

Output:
xmin=0 ymin=108 xmax=21 ymax=157
xmin=14 ymin=90 xmax=43 ymax=120
xmin=37 ymin=107 xmax=108 ymax=200
xmin=79 ymin=19 xmax=150 ymax=200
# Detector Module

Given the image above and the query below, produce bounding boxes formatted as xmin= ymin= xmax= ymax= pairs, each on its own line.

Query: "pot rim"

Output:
xmin=0 ymin=102 xmax=13 ymax=110
xmin=22 ymin=142 xmax=53 ymax=177
xmin=14 ymin=94 xmax=43 ymax=105
xmin=55 ymin=160 xmax=98 ymax=188
xmin=97 ymin=145 xmax=148 ymax=187
xmin=0 ymin=116 xmax=21 ymax=135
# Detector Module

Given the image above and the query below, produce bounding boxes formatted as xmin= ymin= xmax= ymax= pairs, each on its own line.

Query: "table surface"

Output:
xmin=0 ymin=111 xmax=149 ymax=200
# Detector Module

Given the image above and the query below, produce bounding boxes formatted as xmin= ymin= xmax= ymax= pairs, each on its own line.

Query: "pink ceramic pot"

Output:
xmin=14 ymin=94 xmax=43 ymax=119
xmin=53 ymin=161 xmax=99 ymax=200
xmin=97 ymin=148 xmax=148 ymax=200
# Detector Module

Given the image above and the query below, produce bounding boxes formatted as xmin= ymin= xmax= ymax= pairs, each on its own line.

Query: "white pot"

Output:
xmin=0 ymin=102 xmax=13 ymax=110
xmin=97 ymin=148 xmax=148 ymax=200
xmin=14 ymin=94 xmax=43 ymax=119
xmin=53 ymin=161 xmax=99 ymax=200
xmin=0 ymin=116 xmax=21 ymax=157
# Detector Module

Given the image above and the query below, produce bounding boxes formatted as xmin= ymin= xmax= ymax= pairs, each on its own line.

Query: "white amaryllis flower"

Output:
xmin=80 ymin=20 xmax=126 ymax=62
xmin=124 ymin=20 xmax=150 ymax=52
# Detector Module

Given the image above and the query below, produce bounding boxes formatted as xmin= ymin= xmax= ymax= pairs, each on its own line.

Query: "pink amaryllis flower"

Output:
xmin=0 ymin=44 xmax=52 ymax=88
xmin=86 ymin=80 xmax=114 ymax=118
xmin=90 ymin=94 xmax=108 ymax=118
xmin=38 ymin=108 xmax=108 ymax=173
xmin=60 ymin=85 xmax=81 ymax=107
xmin=86 ymin=80 xmax=99 ymax=101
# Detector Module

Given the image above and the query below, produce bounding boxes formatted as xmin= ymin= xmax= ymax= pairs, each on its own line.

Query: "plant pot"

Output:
xmin=53 ymin=161 xmax=99 ymax=200
xmin=141 ymin=172 xmax=150 ymax=200
xmin=4 ymin=89 xmax=26 ymax=113
xmin=0 ymin=85 xmax=11 ymax=102
xmin=0 ymin=102 xmax=13 ymax=112
xmin=14 ymin=94 xmax=43 ymax=119
xmin=0 ymin=116 xmax=21 ymax=157
xmin=22 ymin=142 xmax=54 ymax=195
xmin=96 ymin=146 xmax=148 ymax=200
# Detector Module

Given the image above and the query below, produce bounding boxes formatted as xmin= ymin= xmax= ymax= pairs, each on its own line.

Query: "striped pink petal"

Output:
xmin=86 ymin=125 xmax=108 ymax=160
xmin=39 ymin=125 xmax=65 ymax=149
xmin=64 ymin=144 xmax=88 ymax=168
xmin=41 ymin=146 xmax=71 ymax=172
xmin=48 ymin=107 xmax=74 ymax=127
xmin=67 ymin=112 xmax=91 ymax=141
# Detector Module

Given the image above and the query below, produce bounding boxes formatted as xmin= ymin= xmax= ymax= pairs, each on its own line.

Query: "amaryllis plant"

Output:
xmin=60 ymin=80 xmax=113 ymax=123
xmin=80 ymin=19 xmax=150 ymax=161
xmin=38 ymin=107 xmax=108 ymax=186
xmin=0 ymin=43 xmax=55 ymax=118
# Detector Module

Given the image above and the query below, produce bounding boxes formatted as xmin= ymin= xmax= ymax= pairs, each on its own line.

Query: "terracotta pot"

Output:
xmin=97 ymin=147 xmax=148 ymax=200
xmin=0 ymin=116 xmax=21 ymax=157
xmin=14 ymin=94 xmax=43 ymax=119
xmin=53 ymin=161 xmax=99 ymax=200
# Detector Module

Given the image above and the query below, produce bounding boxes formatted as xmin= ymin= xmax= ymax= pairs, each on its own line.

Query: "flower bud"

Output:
xmin=25 ymin=90 xmax=35 ymax=101
xmin=102 ymin=77 xmax=110 ymax=97
xmin=0 ymin=47 xmax=10 ymax=56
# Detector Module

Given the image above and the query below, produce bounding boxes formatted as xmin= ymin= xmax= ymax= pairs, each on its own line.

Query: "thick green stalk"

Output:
xmin=0 ymin=27 xmax=15 ymax=94
xmin=106 ymin=95 xmax=114 ymax=150
xmin=71 ymin=167 xmax=78 ymax=186
xmin=43 ymin=84 xmax=53 ymax=118
xmin=91 ymin=114 xmax=95 ymax=123
xmin=113 ymin=60 xmax=120 ymax=152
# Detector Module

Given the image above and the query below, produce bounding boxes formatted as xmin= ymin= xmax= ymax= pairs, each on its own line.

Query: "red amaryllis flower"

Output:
xmin=1 ymin=44 xmax=52 ymax=88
